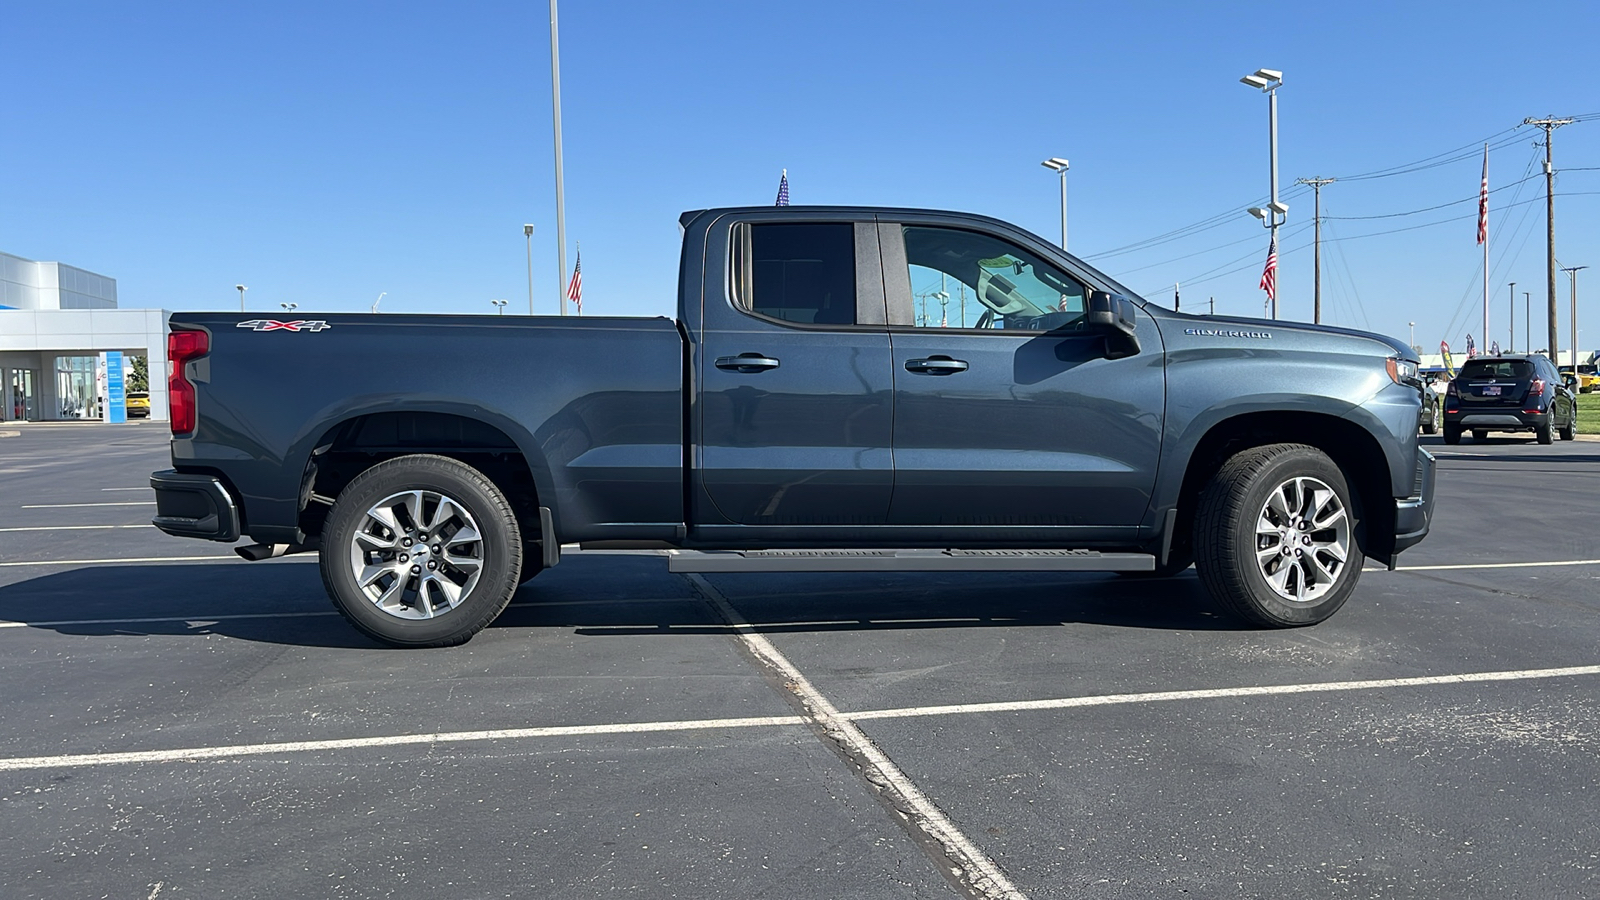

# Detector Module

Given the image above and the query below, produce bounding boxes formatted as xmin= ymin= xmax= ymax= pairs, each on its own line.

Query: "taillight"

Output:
xmin=1529 ymin=377 xmax=1545 ymax=395
xmin=1446 ymin=382 xmax=1459 ymax=397
xmin=167 ymin=329 xmax=209 ymax=435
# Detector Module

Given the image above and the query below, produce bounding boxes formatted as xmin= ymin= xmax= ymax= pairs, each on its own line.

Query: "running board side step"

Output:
xmin=666 ymin=548 xmax=1155 ymax=573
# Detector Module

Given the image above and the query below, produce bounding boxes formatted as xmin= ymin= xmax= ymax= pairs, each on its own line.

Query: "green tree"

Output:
xmin=129 ymin=356 xmax=149 ymax=392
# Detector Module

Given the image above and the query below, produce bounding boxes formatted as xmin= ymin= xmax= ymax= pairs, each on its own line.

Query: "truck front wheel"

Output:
xmin=1194 ymin=444 xmax=1364 ymax=627
xmin=320 ymin=454 xmax=523 ymax=647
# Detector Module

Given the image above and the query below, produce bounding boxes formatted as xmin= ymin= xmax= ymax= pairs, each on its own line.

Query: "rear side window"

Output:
xmin=739 ymin=223 xmax=857 ymax=325
xmin=1459 ymin=360 xmax=1532 ymax=379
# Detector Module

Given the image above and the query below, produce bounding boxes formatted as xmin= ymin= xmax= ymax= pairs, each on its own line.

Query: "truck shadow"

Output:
xmin=0 ymin=555 xmax=1247 ymax=648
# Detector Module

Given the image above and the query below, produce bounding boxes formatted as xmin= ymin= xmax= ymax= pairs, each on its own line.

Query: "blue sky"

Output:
xmin=5 ymin=1 xmax=1600 ymax=353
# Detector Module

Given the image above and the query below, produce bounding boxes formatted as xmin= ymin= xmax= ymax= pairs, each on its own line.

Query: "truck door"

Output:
xmin=878 ymin=220 xmax=1163 ymax=535
xmin=693 ymin=215 xmax=894 ymax=529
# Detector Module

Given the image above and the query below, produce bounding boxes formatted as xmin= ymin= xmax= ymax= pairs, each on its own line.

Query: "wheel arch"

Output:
xmin=292 ymin=408 xmax=554 ymax=553
xmin=1168 ymin=410 xmax=1397 ymax=562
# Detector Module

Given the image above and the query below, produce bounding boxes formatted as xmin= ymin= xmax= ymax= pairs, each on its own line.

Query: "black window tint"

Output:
xmin=1459 ymin=360 xmax=1532 ymax=379
xmin=746 ymin=223 xmax=856 ymax=325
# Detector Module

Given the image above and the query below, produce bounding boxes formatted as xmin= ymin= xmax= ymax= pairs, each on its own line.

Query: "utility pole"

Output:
xmin=1562 ymin=266 xmax=1587 ymax=373
xmin=1296 ymin=177 xmax=1335 ymax=324
xmin=1209 ymin=296 xmax=1214 ymax=315
xmin=1525 ymin=116 xmax=1574 ymax=362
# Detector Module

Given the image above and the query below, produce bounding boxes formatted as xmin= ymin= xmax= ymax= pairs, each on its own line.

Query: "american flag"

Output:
xmin=1477 ymin=144 xmax=1489 ymax=245
xmin=1466 ymin=334 xmax=1477 ymax=358
xmin=775 ymin=169 xmax=789 ymax=207
xmin=1259 ymin=234 xmax=1278 ymax=302
xmin=566 ymin=248 xmax=582 ymax=315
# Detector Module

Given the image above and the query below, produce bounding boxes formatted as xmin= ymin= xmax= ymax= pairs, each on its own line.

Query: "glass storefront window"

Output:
xmin=55 ymin=356 xmax=99 ymax=419
xmin=6 ymin=369 xmax=40 ymax=421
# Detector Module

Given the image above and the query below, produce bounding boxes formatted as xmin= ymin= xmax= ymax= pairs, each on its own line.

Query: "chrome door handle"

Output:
xmin=715 ymin=354 xmax=781 ymax=373
xmin=904 ymin=356 xmax=969 ymax=375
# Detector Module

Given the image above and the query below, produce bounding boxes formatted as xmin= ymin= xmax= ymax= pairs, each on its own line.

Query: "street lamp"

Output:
xmin=523 ymin=224 xmax=536 ymax=315
xmin=236 ymin=284 xmax=247 ymax=312
xmin=491 ymin=299 xmax=508 ymax=316
xmin=372 ymin=291 xmax=386 ymax=314
xmin=280 ymin=302 xmax=298 ymax=312
xmin=1240 ymin=68 xmax=1286 ymax=319
xmin=1040 ymin=157 xmax=1069 ymax=251
xmin=1409 ymin=321 xmax=1416 ymax=348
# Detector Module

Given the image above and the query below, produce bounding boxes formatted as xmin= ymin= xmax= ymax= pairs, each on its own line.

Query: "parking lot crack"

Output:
xmin=683 ymin=573 xmax=1028 ymax=900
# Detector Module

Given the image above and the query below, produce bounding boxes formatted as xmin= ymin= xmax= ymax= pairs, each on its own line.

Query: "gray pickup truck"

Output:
xmin=151 ymin=206 xmax=1435 ymax=647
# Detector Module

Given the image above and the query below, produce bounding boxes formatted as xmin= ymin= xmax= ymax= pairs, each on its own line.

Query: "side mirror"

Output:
xmin=1086 ymin=290 xmax=1140 ymax=359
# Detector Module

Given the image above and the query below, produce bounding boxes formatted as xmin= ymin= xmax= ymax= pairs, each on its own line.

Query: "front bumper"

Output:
xmin=150 ymin=470 xmax=241 ymax=542
xmin=1391 ymin=448 xmax=1435 ymax=560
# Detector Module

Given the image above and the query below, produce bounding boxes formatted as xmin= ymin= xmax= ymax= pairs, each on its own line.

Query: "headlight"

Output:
xmin=1386 ymin=357 xmax=1421 ymax=388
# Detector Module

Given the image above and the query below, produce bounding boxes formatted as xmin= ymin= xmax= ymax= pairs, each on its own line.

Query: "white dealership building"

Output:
xmin=0 ymin=250 xmax=170 ymax=422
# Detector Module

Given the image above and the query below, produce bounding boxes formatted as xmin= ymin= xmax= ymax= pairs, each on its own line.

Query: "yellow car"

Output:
xmin=125 ymin=390 xmax=151 ymax=418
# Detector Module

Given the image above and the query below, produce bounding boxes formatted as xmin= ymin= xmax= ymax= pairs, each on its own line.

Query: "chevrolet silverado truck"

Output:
xmin=151 ymin=206 xmax=1435 ymax=647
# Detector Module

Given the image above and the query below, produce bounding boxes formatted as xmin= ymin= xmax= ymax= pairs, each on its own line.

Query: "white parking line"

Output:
xmin=687 ymin=573 xmax=1028 ymax=900
xmin=0 ymin=598 xmax=689 ymax=630
xmin=20 ymin=501 xmax=156 ymax=508
xmin=0 ymin=661 xmax=1594 ymax=784
xmin=0 ymin=525 xmax=156 ymax=532
xmin=0 ymin=611 xmax=340 ymax=629
xmin=1397 ymin=559 xmax=1600 ymax=572
xmin=0 ymin=715 xmax=809 ymax=773
xmin=0 ymin=555 xmax=254 ymax=568
xmin=845 ymin=664 xmax=1600 ymax=721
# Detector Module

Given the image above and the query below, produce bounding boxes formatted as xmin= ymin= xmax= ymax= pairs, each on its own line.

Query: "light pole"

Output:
xmin=1040 ymin=157 xmax=1069 ymax=251
xmin=372 ymin=292 xmax=386 ymax=314
xmin=280 ymin=302 xmax=298 ymax=313
xmin=1508 ymin=282 xmax=1515 ymax=353
xmin=523 ymin=224 xmax=536 ymax=315
xmin=491 ymin=299 xmax=508 ymax=317
xmin=1562 ymin=265 xmax=1587 ymax=372
xmin=1409 ymin=321 xmax=1416 ymax=349
xmin=1241 ymin=68 xmax=1287 ymax=319
xmin=549 ymin=0 xmax=569 ymax=316
xmin=236 ymin=284 xmax=247 ymax=312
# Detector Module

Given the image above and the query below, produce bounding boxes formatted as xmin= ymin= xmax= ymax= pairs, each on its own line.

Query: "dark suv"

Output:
xmin=1443 ymin=354 xmax=1577 ymax=444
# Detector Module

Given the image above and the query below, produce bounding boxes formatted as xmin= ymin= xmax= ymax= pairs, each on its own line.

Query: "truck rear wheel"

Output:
xmin=1194 ymin=444 xmax=1363 ymax=627
xmin=320 ymin=454 xmax=523 ymax=647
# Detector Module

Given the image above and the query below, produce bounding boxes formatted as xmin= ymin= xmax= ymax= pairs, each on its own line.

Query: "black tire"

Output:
xmin=1420 ymin=401 xmax=1438 ymax=435
xmin=320 ymin=454 xmax=523 ymax=648
xmin=1472 ymin=429 xmax=1489 ymax=441
xmin=1443 ymin=425 xmax=1462 ymax=445
xmin=1559 ymin=416 xmax=1575 ymax=441
xmin=1536 ymin=421 xmax=1554 ymax=445
xmin=1194 ymin=444 xmax=1364 ymax=628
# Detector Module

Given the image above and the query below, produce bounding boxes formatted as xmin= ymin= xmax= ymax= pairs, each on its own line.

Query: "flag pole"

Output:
xmin=1481 ymin=144 xmax=1489 ymax=351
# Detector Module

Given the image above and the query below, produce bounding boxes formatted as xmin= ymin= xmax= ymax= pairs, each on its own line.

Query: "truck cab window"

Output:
xmin=738 ymin=223 xmax=857 ymax=325
xmin=903 ymin=226 xmax=1085 ymax=331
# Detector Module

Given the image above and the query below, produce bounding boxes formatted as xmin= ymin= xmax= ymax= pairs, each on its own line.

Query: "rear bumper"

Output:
xmin=1391 ymin=448 xmax=1435 ymax=559
xmin=150 ymin=470 xmax=241 ymax=542
xmin=1445 ymin=408 xmax=1548 ymax=430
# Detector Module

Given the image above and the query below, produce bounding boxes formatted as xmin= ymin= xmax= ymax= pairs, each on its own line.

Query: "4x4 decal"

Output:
xmin=237 ymin=319 xmax=332 ymax=333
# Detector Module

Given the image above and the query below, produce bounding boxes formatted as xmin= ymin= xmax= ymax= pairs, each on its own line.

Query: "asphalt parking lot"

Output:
xmin=3 ymin=424 xmax=1598 ymax=899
